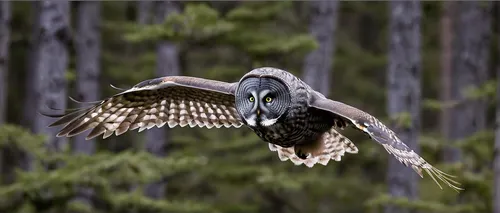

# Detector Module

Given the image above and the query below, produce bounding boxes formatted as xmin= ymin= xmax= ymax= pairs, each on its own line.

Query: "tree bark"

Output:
xmin=72 ymin=1 xmax=100 ymax=210
xmin=143 ymin=0 xmax=181 ymax=200
xmin=301 ymin=0 xmax=338 ymax=97
xmin=137 ymin=1 xmax=153 ymax=25
xmin=23 ymin=1 xmax=70 ymax=171
xmin=494 ymin=61 xmax=500 ymax=213
xmin=0 ymin=1 xmax=10 ymax=125
xmin=492 ymin=3 xmax=500 ymax=213
xmin=440 ymin=1 xmax=453 ymax=144
xmin=0 ymin=0 xmax=10 ymax=188
xmin=385 ymin=2 xmax=421 ymax=213
xmin=444 ymin=1 xmax=492 ymax=163
xmin=301 ymin=2 xmax=339 ymax=213
xmin=74 ymin=0 xmax=100 ymax=159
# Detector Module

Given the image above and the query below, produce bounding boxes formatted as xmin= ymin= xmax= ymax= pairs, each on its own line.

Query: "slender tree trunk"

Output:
xmin=494 ymin=63 xmax=500 ymax=213
xmin=135 ymin=1 xmax=152 ymax=61
xmin=74 ymin=0 xmax=100 ymax=162
xmin=0 ymin=1 xmax=10 ymax=125
xmin=23 ymin=1 xmax=70 ymax=171
xmin=301 ymin=1 xmax=339 ymax=213
xmin=152 ymin=1 xmax=180 ymax=77
xmin=22 ymin=4 xmax=37 ymax=133
xmin=440 ymin=1 xmax=453 ymax=143
xmin=121 ymin=0 xmax=154 ymax=196
xmin=301 ymin=0 xmax=338 ymax=97
xmin=492 ymin=3 xmax=500 ymax=213
xmin=0 ymin=0 xmax=10 ymax=187
xmin=444 ymin=1 xmax=492 ymax=163
xmin=385 ymin=2 xmax=421 ymax=213
xmin=137 ymin=1 xmax=152 ymax=25
xmin=106 ymin=2 xmax=139 ymax=154
xmin=72 ymin=1 xmax=100 ymax=210
xmin=143 ymin=0 xmax=180 ymax=199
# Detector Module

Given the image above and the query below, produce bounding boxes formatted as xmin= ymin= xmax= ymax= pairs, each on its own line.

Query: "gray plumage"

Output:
xmin=44 ymin=67 xmax=462 ymax=191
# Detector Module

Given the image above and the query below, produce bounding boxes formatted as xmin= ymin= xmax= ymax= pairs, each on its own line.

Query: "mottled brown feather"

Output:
xmin=268 ymin=127 xmax=358 ymax=167
xmin=48 ymin=76 xmax=244 ymax=140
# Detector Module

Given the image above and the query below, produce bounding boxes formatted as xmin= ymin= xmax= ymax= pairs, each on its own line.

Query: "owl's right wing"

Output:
xmin=44 ymin=76 xmax=243 ymax=140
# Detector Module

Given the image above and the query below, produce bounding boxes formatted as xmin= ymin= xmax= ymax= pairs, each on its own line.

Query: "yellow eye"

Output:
xmin=249 ymin=96 xmax=255 ymax=102
xmin=265 ymin=97 xmax=272 ymax=103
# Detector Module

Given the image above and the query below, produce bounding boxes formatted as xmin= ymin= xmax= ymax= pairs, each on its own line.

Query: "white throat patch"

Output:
xmin=245 ymin=114 xmax=257 ymax=127
xmin=260 ymin=118 xmax=278 ymax=127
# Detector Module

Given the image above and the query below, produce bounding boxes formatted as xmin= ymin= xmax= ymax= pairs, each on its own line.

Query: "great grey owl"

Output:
xmin=45 ymin=67 xmax=462 ymax=191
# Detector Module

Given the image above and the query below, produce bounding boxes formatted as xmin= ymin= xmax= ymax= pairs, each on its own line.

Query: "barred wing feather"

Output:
xmin=310 ymin=96 xmax=463 ymax=191
xmin=46 ymin=76 xmax=243 ymax=140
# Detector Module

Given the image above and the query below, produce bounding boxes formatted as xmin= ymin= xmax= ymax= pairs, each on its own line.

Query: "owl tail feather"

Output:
xmin=268 ymin=128 xmax=358 ymax=168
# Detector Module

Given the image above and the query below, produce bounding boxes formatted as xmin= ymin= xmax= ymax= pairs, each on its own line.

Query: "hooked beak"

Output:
xmin=256 ymin=109 xmax=260 ymax=116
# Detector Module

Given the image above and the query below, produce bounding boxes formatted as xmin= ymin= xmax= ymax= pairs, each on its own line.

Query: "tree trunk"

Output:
xmin=301 ymin=0 xmax=338 ymax=97
xmin=72 ymin=1 xmax=100 ymax=210
xmin=301 ymin=1 xmax=339 ymax=213
xmin=385 ymin=2 xmax=421 ymax=213
xmin=23 ymin=1 xmax=70 ymax=171
xmin=0 ymin=1 xmax=10 ymax=125
xmin=74 ymin=0 xmax=100 ymax=161
xmin=137 ymin=1 xmax=153 ymax=25
xmin=492 ymin=3 xmax=500 ymax=213
xmin=444 ymin=1 xmax=492 ymax=163
xmin=0 ymin=0 xmax=10 ymax=187
xmin=440 ymin=1 xmax=453 ymax=144
xmin=143 ymin=0 xmax=181 ymax=200
xmin=22 ymin=4 xmax=37 ymax=133
xmin=494 ymin=63 xmax=500 ymax=213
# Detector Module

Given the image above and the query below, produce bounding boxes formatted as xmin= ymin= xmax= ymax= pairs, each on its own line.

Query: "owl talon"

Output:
xmin=296 ymin=150 xmax=309 ymax=159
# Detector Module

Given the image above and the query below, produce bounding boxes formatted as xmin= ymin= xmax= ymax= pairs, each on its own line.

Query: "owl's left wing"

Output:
xmin=310 ymin=94 xmax=462 ymax=191
xmin=44 ymin=76 xmax=243 ymax=140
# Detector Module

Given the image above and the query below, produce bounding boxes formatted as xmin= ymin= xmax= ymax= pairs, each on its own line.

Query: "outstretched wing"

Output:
xmin=310 ymin=93 xmax=462 ymax=191
xmin=45 ymin=76 xmax=243 ymax=140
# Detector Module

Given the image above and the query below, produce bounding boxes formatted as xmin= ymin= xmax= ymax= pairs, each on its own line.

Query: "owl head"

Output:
xmin=235 ymin=73 xmax=291 ymax=127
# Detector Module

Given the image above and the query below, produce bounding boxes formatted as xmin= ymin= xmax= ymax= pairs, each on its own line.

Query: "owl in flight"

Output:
xmin=46 ymin=67 xmax=462 ymax=191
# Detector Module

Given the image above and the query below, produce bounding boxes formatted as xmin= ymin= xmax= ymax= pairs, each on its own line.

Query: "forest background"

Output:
xmin=0 ymin=1 xmax=496 ymax=213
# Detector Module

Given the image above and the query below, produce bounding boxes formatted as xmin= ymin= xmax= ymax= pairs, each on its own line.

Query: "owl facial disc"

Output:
xmin=235 ymin=76 xmax=291 ymax=128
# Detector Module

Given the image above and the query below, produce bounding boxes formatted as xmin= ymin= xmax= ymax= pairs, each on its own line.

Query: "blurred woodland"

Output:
xmin=0 ymin=1 xmax=497 ymax=213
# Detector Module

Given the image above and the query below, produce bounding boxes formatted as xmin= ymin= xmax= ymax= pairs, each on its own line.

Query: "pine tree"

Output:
xmin=302 ymin=0 xmax=338 ymax=97
xmin=0 ymin=1 xmax=9 ymax=125
xmin=71 ymin=1 xmax=101 ymax=212
xmin=385 ymin=1 xmax=421 ymax=213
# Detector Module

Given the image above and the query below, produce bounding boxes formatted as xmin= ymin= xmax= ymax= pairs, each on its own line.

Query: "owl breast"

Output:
xmin=250 ymin=105 xmax=335 ymax=148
